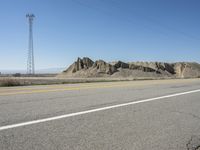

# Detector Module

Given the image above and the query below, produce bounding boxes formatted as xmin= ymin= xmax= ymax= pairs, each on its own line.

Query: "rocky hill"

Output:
xmin=58 ymin=57 xmax=200 ymax=78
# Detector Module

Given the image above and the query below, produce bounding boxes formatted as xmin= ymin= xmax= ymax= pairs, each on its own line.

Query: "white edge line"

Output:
xmin=0 ymin=89 xmax=200 ymax=131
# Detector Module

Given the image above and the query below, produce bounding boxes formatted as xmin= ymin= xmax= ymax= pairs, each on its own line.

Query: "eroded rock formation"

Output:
xmin=60 ymin=57 xmax=200 ymax=78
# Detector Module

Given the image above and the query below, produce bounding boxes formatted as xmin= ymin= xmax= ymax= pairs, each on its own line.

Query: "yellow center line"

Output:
xmin=0 ymin=82 xmax=158 ymax=96
xmin=0 ymin=79 xmax=194 ymax=92
xmin=0 ymin=82 xmax=132 ymax=92
xmin=0 ymin=79 xmax=198 ymax=96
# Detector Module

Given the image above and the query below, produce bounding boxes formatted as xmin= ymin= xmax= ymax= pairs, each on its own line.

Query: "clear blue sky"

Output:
xmin=0 ymin=0 xmax=199 ymax=70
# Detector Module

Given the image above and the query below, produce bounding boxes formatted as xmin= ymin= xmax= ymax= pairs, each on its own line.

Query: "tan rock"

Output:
xmin=60 ymin=57 xmax=200 ymax=78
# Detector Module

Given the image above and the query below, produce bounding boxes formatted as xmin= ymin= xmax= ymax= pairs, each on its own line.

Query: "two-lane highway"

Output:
xmin=0 ymin=79 xmax=200 ymax=150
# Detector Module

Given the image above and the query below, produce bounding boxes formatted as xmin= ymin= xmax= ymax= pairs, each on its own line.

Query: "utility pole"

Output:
xmin=26 ymin=13 xmax=35 ymax=74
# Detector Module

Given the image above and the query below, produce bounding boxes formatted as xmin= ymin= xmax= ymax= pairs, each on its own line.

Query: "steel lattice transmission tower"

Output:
xmin=26 ymin=14 xmax=35 ymax=74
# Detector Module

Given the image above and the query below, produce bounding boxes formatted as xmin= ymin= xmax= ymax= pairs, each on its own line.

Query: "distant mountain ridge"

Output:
xmin=58 ymin=57 xmax=200 ymax=78
xmin=0 ymin=67 xmax=65 ymax=74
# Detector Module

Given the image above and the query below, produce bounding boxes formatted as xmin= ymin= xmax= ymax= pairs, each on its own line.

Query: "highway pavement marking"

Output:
xmin=0 ymin=83 xmax=149 ymax=96
xmin=0 ymin=82 xmax=142 ymax=92
xmin=0 ymin=79 xmax=196 ymax=92
xmin=0 ymin=89 xmax=200 ymax=131
xmin=0 ymin=83 xmax=160 ymax=96
xmin=0 ymin=79 xmax=199 ymax=96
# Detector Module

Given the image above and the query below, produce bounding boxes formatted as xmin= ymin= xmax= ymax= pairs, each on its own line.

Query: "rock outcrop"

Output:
xmin=174 ymin=62 xmax=200 ymax=78
xmin=59 ymin=57 xmax=200 ymax=78
xmin=63 ymin=57 xmax=94 ymax=74
xmin=93 ymin=60 xmax=117 ymax=75
xmin=113 ymin=61 xmax=129 ymax=69
xmin=129 ymin=63 xmax=156 ymax=72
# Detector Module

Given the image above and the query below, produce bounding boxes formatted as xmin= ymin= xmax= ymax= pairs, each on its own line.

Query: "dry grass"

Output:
xmin=0 ymin=78 xmax=21 ymax=87
xmin=0 ymin=76 xmax=198 ymax=87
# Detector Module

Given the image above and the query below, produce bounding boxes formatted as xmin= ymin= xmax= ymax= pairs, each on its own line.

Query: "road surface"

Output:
xmin=0 ymin=79 xmax=200 ymax=150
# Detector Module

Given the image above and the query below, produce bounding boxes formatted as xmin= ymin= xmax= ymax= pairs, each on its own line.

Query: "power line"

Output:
xmin=72 ymin=0 xmax=199 ymax=41
xmin=107 ymin=0 xmax=199 ymax=41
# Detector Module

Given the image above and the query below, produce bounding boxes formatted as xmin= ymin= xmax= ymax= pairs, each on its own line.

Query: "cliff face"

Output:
xmin=174 ymin=62 xmax=200 ymax=78
xmin=59 ymin=57 xmax=200 ymax=78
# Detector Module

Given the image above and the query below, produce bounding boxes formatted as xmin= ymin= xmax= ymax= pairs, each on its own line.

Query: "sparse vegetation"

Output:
xmin=13 ymin=73 xmax=21 ymax=77
xmin=0 ymin=76 xmax=198 ymax=87
xmin=0 ymin=78 xmax=21 ymax=87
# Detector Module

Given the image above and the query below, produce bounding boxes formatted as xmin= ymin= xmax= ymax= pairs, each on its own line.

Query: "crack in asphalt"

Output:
xmin=173 ymin=111 xmax=200 ymax=121
xmin=187 ymin=136 xmax=200 ymax=150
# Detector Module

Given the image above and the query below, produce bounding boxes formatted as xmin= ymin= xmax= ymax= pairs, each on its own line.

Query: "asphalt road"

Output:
xmin=0 ymin=79 xmax=200 ymax=150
